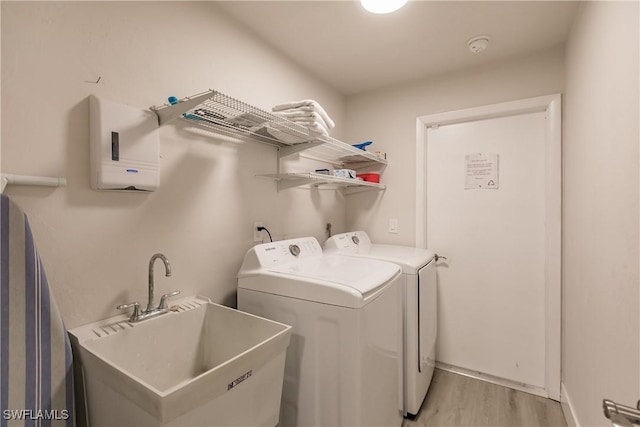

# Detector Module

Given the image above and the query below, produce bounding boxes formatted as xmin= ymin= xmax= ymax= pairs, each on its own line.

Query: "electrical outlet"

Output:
xmin=253 ymin=222 xmax=265 ymax=242
xmin=388 ymin=218 xmax=398 ymax=234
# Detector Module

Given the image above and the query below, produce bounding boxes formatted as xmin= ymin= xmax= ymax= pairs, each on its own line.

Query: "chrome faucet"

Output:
xmin=147 ymin=253 xmax=172 ymax=312
xmin=117 ymin=253 xmax=180 ymax=322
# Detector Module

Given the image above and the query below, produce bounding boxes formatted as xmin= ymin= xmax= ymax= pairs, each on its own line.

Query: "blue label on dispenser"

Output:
xmin=126 ymin=169 xmax=139 ymax=173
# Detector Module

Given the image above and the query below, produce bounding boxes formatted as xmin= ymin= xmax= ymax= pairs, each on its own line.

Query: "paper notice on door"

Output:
xmin=465 ymin=153 xmax=499 ymax=189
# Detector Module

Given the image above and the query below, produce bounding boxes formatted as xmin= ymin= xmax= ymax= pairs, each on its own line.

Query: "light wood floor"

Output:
xmin=403 ymin=369 xmax=567 ymax=427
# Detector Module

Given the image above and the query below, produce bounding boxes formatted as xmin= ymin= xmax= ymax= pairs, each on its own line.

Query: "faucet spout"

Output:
xmin=147 ymin=253 xmax=171 ymax=312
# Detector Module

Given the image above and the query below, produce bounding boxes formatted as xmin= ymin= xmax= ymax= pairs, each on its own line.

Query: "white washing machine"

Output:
xmin=237 ymin=237 xmax=404 ymax=427
xmin=324 ymin=231 xmax=437 ymax=417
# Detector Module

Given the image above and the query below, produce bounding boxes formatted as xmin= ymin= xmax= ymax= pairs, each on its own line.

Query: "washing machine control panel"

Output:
xmin=252 ymin=237 xmax=323 ymax=268
xmin=289 ymin=244 xmax=301 ymax=257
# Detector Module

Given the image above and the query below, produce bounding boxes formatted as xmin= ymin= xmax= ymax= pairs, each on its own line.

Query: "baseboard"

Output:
xmin=561 ymin=382 xmax=579 ymax=427
xmin=435 ymin=361 xmax=549 ymax=399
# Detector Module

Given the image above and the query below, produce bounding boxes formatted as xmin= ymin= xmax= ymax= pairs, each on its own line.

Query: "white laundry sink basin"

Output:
xmin=68 ymin=295 xmax=291 ymax=426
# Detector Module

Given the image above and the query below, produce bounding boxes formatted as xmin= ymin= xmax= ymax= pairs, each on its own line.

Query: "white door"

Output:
xmin=415 ymin=95 xmax=561 ymax=399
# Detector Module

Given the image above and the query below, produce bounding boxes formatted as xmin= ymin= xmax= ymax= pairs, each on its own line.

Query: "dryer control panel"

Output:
xmin=324 ymin=231 xmax=372 ymax=251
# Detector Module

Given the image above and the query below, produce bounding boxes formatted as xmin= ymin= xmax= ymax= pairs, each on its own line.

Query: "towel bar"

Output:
xmin=603 ymin=399 xmax=640 ymax=427
xmin=1 ymin=173 xmax=67 ymax=192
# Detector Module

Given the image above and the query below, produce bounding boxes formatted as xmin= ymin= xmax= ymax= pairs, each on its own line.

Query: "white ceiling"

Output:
xmin=216 ymin=1 xmax=579 ymax=96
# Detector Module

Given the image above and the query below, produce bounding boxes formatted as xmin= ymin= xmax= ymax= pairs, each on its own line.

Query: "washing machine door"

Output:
xmin=418 ymin=260 xmax=437 ymax=372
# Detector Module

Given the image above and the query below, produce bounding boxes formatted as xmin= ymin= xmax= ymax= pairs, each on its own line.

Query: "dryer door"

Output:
xmin=418 ymin=260 xmax=437 ymax=372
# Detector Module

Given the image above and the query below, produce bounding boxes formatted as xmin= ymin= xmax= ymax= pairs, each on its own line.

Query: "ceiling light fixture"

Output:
xmin=361 ymin=0 xmax=408 ymax=14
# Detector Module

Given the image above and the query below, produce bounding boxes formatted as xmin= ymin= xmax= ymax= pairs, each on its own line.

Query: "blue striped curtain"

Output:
xmin=0 ymin=195 xmax=74 ymax=427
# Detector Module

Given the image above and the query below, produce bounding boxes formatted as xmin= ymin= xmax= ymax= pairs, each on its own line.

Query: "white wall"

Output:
xmin=1 ymin=2 xmax=346 ymax=328
xmin=562 ymin=2 xmax=639 ymax=426
xmin=343 ymin=47 xmax=565 ymax=245
xmin=4 ymin=4 xmax=638 ymax=424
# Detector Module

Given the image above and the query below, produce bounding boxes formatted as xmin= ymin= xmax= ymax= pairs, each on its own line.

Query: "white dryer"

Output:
xmin=324 ymin=231 xmax=437 ymax=417
xmin=237 ymin=237 xmax=404 ymax=427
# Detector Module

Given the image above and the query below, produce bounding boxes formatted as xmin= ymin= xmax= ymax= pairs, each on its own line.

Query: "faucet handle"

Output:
xmin=158 ymin=290 xmax=181 ymax=310
xmin=117 ymin=301 xmax=141 ymax=322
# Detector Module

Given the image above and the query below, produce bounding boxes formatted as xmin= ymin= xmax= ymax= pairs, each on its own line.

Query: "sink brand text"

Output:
xmin=228 ymin=370 xmax=253 ymax=391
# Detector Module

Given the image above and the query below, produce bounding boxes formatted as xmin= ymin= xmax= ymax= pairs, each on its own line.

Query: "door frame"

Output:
xmin=415 ymin=94 xmax=562 ymax=400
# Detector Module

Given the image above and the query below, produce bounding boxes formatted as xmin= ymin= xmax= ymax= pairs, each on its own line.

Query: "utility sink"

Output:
xmin=68 ymin=295 xmax=291 ymax=427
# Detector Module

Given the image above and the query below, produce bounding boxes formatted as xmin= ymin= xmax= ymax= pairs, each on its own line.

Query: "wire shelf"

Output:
xmin=258 ymin=172 xmax=386 ymax=194
xmin=152 ymin=90 xmax=387 ymax=168
xmin=153 ymin=90 xmax=315 ymax=146
xmin=281 ymin=135 xmax=386 ymax=167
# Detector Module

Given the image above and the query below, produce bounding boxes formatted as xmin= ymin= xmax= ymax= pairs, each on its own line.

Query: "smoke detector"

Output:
xmin=467 ymin=36 xmax=490 ymax=53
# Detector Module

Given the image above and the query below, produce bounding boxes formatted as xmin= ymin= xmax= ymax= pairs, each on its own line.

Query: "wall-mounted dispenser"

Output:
xmin=89 ymin=95 xmax=160 ymax=191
